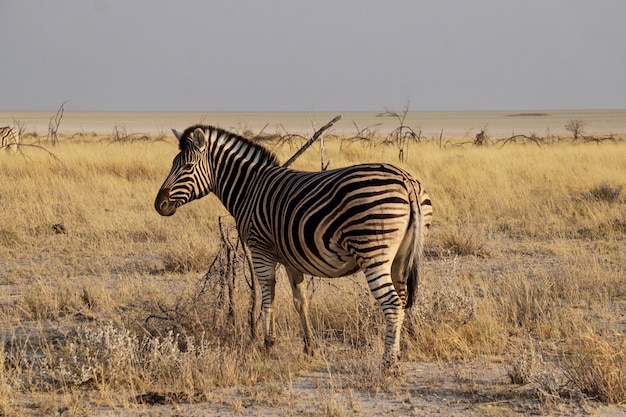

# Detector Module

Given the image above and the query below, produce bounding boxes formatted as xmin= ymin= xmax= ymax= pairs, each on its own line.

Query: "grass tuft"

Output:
xmin=585 ymin=182 xmax=623 ymax=203
xmin=436 ymin=225 xmax=491 ymax=257
xmin=563 ymin=331 xmax=626 ymax=404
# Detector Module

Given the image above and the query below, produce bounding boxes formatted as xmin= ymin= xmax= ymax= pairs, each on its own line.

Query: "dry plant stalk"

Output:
xmin=47 ymin=99 xmax=69 ymax=146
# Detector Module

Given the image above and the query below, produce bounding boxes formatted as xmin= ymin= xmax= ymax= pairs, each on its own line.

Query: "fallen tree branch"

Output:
xmin=582 ymin=134 xmax=617 ymax=144
xmin=499 ymin=134 xmax=543 ymax=147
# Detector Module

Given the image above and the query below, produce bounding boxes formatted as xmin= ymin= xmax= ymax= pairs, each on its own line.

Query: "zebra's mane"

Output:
xmin=179 ymin=124 xmax=280 ymax=167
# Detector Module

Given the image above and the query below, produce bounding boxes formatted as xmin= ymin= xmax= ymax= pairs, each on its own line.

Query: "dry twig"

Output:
xmin=282 ymin=115 xmax=342 ymax=168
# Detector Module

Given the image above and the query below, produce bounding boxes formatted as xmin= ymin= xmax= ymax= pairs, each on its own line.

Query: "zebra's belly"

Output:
xmin=278 ymin=250 xmax=360 ymax=278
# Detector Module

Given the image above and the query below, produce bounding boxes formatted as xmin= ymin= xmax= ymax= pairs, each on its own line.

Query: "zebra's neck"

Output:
xmin=206 ymin=127 xmax=280 ymax=221
xmin=208 ymin=127 xmax=280 ymax=167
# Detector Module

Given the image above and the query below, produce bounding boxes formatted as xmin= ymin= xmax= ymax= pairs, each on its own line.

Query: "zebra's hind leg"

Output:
xmin=284 ymin=265 xmax=315 ymax=355
xmin=364 ymin=265 xmax=404 ymax=368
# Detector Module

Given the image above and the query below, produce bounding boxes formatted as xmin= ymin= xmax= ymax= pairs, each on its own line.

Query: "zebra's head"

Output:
xmin=155 ymin=126 xmax=212 ymax=216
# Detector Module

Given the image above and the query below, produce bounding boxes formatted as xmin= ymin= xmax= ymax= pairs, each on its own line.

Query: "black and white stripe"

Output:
xmin=155 ymin=125 xmax=432 ymax=366
xmin=0 ymin=126 xmax=19 ymax=153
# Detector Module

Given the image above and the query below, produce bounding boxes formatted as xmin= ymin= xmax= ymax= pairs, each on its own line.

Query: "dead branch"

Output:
xmin=47 ymin=100 xmax=70 ymax=146
xmin=377 ymin=102 xmax=422 ymax=161
xmin=582 ymin=134 xmax=617 ymax=144
xmin=104 ymin=125 xmax=152 ymax=144
xmin=339 ymin=121 xmax=380 ymax=151
xmin=145 ymin=215 xmax=261 ymax=344
xmin=282 ymin=115 xmax=342 ymax=168
xmin=275 ymin=133 xmax=308 ymax=152
xmin=499 ymin=134 xmax=543 ymax=147
xmin=444 ymin=139 xmax=474 ymax=149
xmin=11 ymin=118 xmax=26 ymax=141
xmin=12 ymin=143 xmax=67 ymax=167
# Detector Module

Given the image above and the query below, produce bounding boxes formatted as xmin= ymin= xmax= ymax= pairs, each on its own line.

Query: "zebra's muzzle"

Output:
xmin=155 ymin=188 xmax=177 ymax=216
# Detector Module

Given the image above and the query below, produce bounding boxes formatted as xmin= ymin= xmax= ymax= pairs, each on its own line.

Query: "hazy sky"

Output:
xmin=2 ymin=0 xmax=625 ymax=112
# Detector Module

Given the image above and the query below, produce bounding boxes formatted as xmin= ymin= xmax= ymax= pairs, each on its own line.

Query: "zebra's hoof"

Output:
xmin=303 ymin=344 xmax=316 ymax=357
xmin=382 ymin=352 xmax=401 ymax=371
xmin=382 ymin=360 xmax=403 ymax=376
xmin=264 ymin=338 xmax=275 ymax=352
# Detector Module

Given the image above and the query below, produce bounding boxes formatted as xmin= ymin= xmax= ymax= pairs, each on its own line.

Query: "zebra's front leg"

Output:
xmin=253 ymin=259 xmax=278 ymax=351
xmin=285 ymin=265 xmax=315 ymax=355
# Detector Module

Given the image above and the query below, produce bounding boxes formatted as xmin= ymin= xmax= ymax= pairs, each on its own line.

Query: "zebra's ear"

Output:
xmin=191 ymin=128 xmax=207 ymax=150
xmin=171 ymin=129 xmax=183 ymax=141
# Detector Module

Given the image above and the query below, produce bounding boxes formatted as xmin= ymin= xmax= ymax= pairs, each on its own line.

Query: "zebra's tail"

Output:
xmin=404 ymin=179 xmax=426 ymax=309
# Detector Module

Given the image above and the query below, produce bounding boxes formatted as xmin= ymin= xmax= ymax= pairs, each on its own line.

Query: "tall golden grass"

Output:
xmin=1 ymin=132 xmax=625 ymax=415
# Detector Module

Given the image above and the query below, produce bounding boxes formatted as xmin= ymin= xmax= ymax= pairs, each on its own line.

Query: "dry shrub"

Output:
xmin=11 ymin=323 xmax=245 ymax=394
xmin=57 ymin=323 xmax=141 ymax=387
xmin=415 ymin=255 xmax=475 ymax=329
xmin=2 ymin=319 xmax=255 ymax=397
xmin=585 ymin=182 xmax=623 ymax=203
xmin=507 ymin=341 xmax=540 ymax=385
xmin=563 ymin=331 xmax=626 ymax=404
xmin=506 ymin=340 xmax=564 ymax=405
xmin=146 ymin=220 xmax=262 ymax=353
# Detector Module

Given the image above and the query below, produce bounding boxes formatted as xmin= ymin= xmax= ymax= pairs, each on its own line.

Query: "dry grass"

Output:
xmin=1 ymin=131 xmax=625 ymax=415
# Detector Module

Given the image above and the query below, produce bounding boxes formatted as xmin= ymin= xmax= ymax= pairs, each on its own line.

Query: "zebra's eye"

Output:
xmin=183 ymin=163 xmax=194 ymax=170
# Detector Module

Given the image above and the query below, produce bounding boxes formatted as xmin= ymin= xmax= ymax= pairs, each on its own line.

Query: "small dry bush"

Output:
xmin=2 ymin=321 xmax=244 ymax=396
xmin=506 ymin=330 xmax=626 ymax=406
xmin=585 ymin=182 xmax=623 ymax=203
xmin=563 ymin=330 xmax=626 ymax=404
xmin=506 ymin=339 xmax=565 ymax=406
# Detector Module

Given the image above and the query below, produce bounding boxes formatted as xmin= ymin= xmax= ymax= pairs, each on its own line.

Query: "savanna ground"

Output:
xmin=1 ymin=122 xmax=625 ymax=416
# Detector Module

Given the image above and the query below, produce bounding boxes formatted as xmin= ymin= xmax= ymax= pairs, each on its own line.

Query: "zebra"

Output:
xmin=0 ymin=126 xmax=20 ymax=153
xmin=155 ymin=124 xmax=432 ymax=367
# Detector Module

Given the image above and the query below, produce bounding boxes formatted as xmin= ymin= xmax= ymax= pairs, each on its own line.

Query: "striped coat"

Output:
xmin=0 ymin=126 xmax=19 ymax=153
